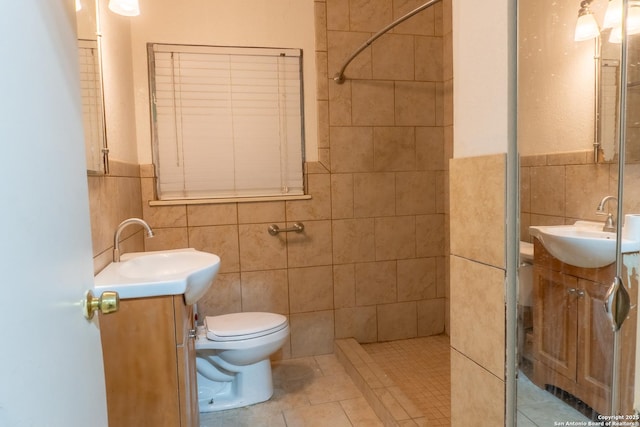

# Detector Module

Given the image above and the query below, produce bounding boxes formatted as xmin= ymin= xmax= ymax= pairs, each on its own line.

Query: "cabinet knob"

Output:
xmin=188 ymin=329 xmax=197 ymax=339
xmin=568 ymin=288 xmax=577 ymax=294
xmin=577 ymin=289 xmax=585 ymax=297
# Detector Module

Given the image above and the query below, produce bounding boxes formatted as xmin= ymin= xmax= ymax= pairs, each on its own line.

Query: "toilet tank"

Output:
xmin=519 ymin=241 xmax=534 ymax=307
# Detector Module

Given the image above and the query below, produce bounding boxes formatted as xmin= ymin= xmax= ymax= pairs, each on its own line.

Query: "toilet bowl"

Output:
xmin=195 ymin=312 xmax=289 ymax=412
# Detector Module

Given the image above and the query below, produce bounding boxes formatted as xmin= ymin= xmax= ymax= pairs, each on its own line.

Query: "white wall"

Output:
xmin=453 ymin=0 xmax=511 ymax=157
xmin=129 ymin=0 xmax=318 ymax=164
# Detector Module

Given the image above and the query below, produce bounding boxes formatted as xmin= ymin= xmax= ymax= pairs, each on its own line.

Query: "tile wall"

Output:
xmin=449 ymin=154 xmax=507 ymax=425
xmin=521 ymin=150 xmax=640 ymax=241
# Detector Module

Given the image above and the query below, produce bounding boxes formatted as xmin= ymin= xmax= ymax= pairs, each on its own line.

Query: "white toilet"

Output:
xmin=195 ymin=311 xmax=289 ymax=412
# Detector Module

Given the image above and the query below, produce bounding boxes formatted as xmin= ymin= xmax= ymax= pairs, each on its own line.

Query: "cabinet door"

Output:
xmin=533 ymin=267 xmax=578 ymax=381
xmin=174 ymin=298 xmax=199 ymax=427
xmin=576 ymin=279 xmax=613 ymax=414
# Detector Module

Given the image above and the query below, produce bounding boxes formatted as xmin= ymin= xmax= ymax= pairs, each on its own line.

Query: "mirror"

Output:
xmin=599 ymin=28 xmax=621 ymax=161
xmin=76 ymin=0 xmax=107 ymax=174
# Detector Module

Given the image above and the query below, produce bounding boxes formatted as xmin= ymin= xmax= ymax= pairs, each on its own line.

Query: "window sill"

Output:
xmin=148 ymin=194 xmax=312 ymax=207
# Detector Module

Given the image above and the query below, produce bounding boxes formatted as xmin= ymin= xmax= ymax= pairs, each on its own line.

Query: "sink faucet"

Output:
xmin=113 ymin=218 xmax=154 ymax=262
xmin=596 ymin=196 xmax=617 ymax=232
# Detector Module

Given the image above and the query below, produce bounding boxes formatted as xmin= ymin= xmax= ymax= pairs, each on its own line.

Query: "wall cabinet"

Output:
xmin=531 ymin=240 xmax=636 ymax=416
xmin=99 ymin=295 xmax=199 ymax=427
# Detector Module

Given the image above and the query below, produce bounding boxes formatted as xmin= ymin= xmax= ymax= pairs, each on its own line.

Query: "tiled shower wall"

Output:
xmin=87 ymin=0 xmax=451 ymax=360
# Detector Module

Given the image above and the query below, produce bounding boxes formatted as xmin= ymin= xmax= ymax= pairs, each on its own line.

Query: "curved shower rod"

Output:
xmin=333 ymin=0 xmax=443 ymax=84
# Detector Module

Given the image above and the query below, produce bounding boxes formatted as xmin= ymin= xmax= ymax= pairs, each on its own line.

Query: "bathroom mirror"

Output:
xmin=599 ymin=29 xmax=622 ymax=161
xmin=76 ymin=0 xmax=107 ymax=174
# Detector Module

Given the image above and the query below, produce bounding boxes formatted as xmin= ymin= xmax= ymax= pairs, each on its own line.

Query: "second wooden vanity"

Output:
xmin=99 ymin=295 xmax=199 ymax=427
xmin=531 ymin=239 xmax=637 ymax=416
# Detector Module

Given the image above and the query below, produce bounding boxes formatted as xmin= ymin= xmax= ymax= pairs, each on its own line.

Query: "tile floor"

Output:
xmin=199 ymin=354 xmax=383 ymax=427
xmin=363 ymin=335 xmax=451 ymax=426
xmin=199 ymin=336 xmax=591 ymax=427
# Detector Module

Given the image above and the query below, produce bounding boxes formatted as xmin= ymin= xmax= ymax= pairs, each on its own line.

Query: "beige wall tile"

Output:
xmin=450 ymin=255 xmax=505 ymax=379
xmin=373 ymin=127 xmax=416 ymax=172
xmin=197 ymin=272 xmax=241 ymax=316
xmin=315 ymin=1 xmax=328 ymax=52
xmin=332 ymin=218 xmax=376 ymax=264
xmin=241 ymin=269 xmax=289 ymax=314
xmin=335 ymin=306 xmax=378 ymax=343
xmin=377 ymin=301 xmax=417 ymax=341
xmin=328 ymin=32 xmax=371 ymax=82
xmin=417 ymin=298 xmax=445 ymax=336
xmin=352 ymin=81 xmax=395 ymax=126
xmin=143 ymin=227 xmax=188 ymax=252
xmin=286 ymin=220 xmax=333 ymax=268
xmin=188 ymin=225 xmax=240 ymax=273
xmin=289 ymin=266 xmax=334 ymax=313
xmin=331 ymin=173 xmax=355 ymax=219
xmin=142 ymin=204 xmax=187 ymax=228
xmin=415 ymin=36 xmax=442 ymax=82
xmin=397 ymin=258 xmax=437 ymax=301
xmin=450 ymin=350 xmax=504 ymax=426
xmin=334 ymin=263 xmax=356 ymax=309
xmin=239 ymin=223 xmax=287 ymax=271
xmin=415 ymin=214 xmax=445 ymax=258
xmin=529 ymin=165 xmax=565 ymax=217
xmin=187 ymin=203 xmax=237 ymax=226
xmin=317 ymin=100 xmax=330 ymax=146
xmin=353 ymin=172 xmax=395 ymax=217
xmin=290 ymin=310 xmax=335 ymax=357
xmin=330 ymin=127 xmax=374 ymax=173
xmin=416 ymin=127 xmax=445 ymax=171
xmin=349 ymin=0 xmax=392 ymax=32
xmin=374 ymin=216 xmax=416 ymax=260
xmin=623 ymin=163 xmax=640 ymax=214
xmin=396 ymin=171 xmax=437 ymax=215
xmin=393 ymin=0 xmax=436 ymax=35
xmin=326 ymin=0 xmax=349 ymax=31
xmin=286 ymin=174 xmax=332 ymax=221
xmin=565 ymin=164 xmax=612 ymax=221
xmin=355 ymin=261 xmax=397 ymax=306
xmin=450 ymin=154 xmax=505 ymax=268
xmin=395 ymin=82 xmax=437 ymax=126
xmin=372 ymin=34 xmax=415 ymax=81
xmin=328 ymin=79 xmax=353 ymax=126
xmin=238 ymin=201 xmax=285 ymax=224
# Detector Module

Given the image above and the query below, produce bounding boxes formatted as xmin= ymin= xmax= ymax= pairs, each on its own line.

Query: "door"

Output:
xmin=0 ymin=1 xmax=108 ymax=426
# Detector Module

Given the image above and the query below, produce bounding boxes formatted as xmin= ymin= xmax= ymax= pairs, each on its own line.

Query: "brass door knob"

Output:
xmin=83 ymin=290 xmax=120 ymax=320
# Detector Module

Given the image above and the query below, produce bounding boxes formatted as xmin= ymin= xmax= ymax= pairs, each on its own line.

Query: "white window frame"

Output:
xmin=148 ymin=43 xmax=306 ymax=201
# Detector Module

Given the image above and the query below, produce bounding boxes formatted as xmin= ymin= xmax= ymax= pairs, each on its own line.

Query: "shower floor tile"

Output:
xmin=362 ymin=334 xmax=452 ymax=426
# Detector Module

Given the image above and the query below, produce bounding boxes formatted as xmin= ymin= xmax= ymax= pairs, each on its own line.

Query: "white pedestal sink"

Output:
xmin=529 ymin=221 xmax=640 ymax=269
xmin=94 ymin=248 xmax=221 ymax=304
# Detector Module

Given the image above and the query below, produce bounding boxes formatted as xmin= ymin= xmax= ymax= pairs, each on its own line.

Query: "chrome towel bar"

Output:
xmin=268 ymin=223 xmax=304 ymax=236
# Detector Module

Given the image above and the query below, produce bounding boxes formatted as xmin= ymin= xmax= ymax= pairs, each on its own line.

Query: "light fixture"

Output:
xmin=574 ymin=0 xmax=600 ymax=41
xmin=108 ymin=0 xmax=140 ymax=16
xmin=607 ymin=3 xmax=640 ymax=43
xmin=603 ymin=0 xmax=622 ymax=29
xmin=75 ymin=0 xmax=82 ymax=12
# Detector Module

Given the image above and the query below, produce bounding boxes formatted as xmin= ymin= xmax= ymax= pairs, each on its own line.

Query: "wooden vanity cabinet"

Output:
xmin=532 ymin=240 xmax=636 ymax=416
xmin=99 ymin=295 xmax=199 ymax=427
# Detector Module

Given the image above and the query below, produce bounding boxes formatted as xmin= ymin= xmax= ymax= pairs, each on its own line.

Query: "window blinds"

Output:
xmin=149 ymin=43 xmax=305 ymax=200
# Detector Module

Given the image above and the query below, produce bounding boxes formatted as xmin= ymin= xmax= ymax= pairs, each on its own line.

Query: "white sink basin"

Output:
xmin=529 ymin=221 xmax=640 ymax=268
xmin=95 ymin=248 xmax=221 ymax=304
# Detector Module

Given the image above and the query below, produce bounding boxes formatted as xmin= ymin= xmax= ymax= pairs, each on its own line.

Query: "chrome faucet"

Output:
xmin=113 ymin=218 xmax=154 ymax=262
xmin=596 ymin=196 xmax=617 ymax=232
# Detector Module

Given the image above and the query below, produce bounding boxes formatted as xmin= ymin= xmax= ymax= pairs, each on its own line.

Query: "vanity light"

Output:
xmin=108 ymin=0 xmax=140 ymax=16
xmin=603 ymin=0 xmax=622 ymax=29
xmin=574 ymin=0 xmax=600 ymax=41
xmin=75 ymin=0 xmax=82 ymax=12
xmin=608 ymin=3 xmax=640 ymax=43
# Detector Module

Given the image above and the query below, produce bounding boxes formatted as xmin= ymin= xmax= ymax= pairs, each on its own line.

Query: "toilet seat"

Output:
xmin=205 ymin=312 xmax=288 ymax=342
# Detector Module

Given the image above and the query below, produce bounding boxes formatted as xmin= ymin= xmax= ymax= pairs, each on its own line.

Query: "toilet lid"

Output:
xmin=205 ymin=312 xmax=288 ymax=341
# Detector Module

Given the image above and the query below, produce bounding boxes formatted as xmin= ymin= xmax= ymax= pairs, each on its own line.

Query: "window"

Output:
xmin=148 ymin=43 xmax=305 ymax=201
